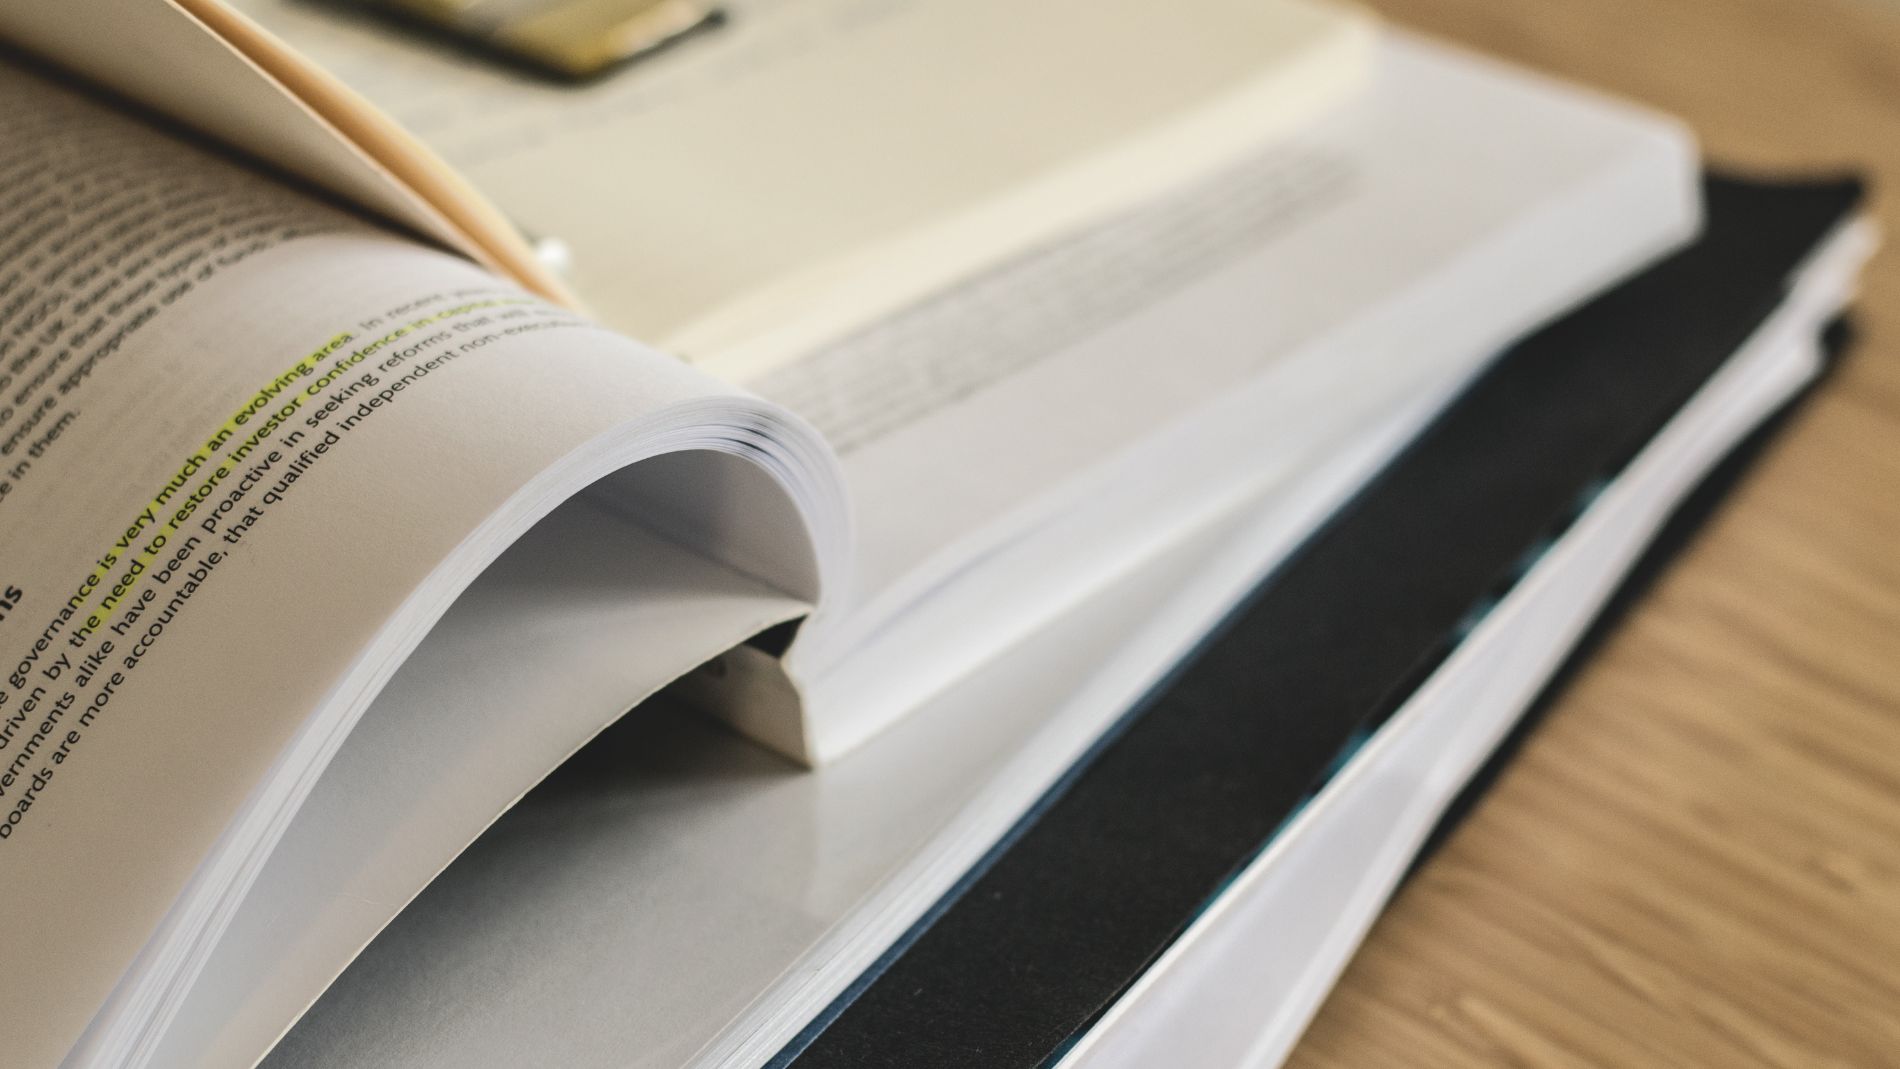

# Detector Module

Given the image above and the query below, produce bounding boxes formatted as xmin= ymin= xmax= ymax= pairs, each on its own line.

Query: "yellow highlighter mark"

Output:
xmin=65 ymin=298 xmax=526 ymax=641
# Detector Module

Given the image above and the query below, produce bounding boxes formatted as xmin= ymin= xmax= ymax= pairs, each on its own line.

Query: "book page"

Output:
xmin=229 ymin=0 xmax=1373 ymax=379
xmin=768 ymin=36 xmax=1698 ymax=756
xmin=0 ymin=0 xmax=573 ymax=305
xmin=259 ymin=488 xmax=1269 ymax=1069
xmin=0 ymin=56 xmax=836 ymax=1068
xmin=148 ymin=470 xmax=814 ymax=1069
xmin=213 ymin=5 xmax=1694 ymax=762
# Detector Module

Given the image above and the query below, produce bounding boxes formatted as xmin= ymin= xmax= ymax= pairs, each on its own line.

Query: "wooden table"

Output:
xmin=1287 ymin=1 xmax=1900 ymax=1064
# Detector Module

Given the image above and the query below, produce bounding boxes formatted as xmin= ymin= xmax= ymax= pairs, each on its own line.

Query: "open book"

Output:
xmin=0 ymin=1 xmax=1704 ymax=1066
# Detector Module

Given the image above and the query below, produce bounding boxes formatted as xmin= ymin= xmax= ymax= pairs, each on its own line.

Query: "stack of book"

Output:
xmin=0 ymin=0 xmax=1873 ymax=1066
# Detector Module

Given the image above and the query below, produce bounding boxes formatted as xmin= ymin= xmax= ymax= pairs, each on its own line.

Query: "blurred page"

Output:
xmin=0 ymin=0 xmax=569 ymax=299
xmin=232 ymin=0 xmax=1374 ymax=378
xmin=771 ymin=36 xmax=1696 ymax=754
xmin=0 ymin=57 xmax=822 ymax=1068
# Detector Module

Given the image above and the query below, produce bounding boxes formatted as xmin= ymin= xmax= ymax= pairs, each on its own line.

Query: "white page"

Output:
xmin=0 ymin=59 xmax=840 ymax=1069
xmin=261 ymin=480 xmax=1269 ymax=1069
xmin=229 ymin=0 xmax=1374 ymax=376
xmin=153 ymin=478 xmax=811 ymax=1069
xmin=781 ymin=34 xmax=1699 ymax=757
xmin=258 ymin=359 xmax=1474 ymax=1069
xmin=1061 ymin=218 xmax=1876 ymax=1069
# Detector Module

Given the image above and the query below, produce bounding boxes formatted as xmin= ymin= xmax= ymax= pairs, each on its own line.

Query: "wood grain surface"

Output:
xmin=1286 ymin=2 xmax=1900 ymax=1065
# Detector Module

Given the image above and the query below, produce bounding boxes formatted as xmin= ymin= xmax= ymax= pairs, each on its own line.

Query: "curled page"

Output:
xmin=0 ymin=0 xmax=575 ymax=305
xmin=0 ymin=58 xmax=845 ymax=1069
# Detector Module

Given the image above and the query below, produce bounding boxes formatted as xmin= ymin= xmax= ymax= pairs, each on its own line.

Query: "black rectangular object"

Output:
xmin=777 ymin=174 xmax=1864 ymax=1069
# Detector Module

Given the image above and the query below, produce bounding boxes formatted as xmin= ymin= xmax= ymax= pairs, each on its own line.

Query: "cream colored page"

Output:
xmin=233 ymin=0 xmax=1371 ymax=377
xmin=0 ymin=0 xmax=570 ymax=303
xmin=0 ymin=62 xmax=775 ymax=1068
xmin=153 ymin=490 xmax=809 ymax=1068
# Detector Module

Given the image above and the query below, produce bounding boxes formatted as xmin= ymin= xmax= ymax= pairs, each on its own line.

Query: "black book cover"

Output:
xmin=775 ymin=174 xmax=1865 ymax=1069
